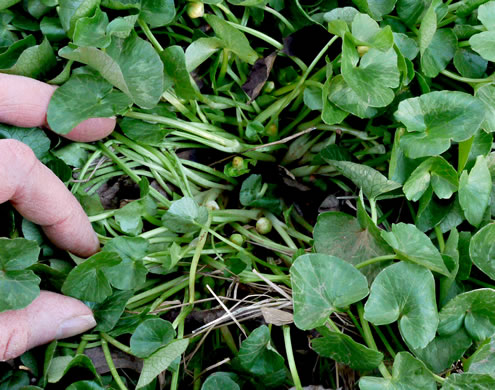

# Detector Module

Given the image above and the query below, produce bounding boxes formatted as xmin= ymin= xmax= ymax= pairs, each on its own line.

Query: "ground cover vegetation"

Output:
xmin=2 ymin=0 xmax=495 ymax=388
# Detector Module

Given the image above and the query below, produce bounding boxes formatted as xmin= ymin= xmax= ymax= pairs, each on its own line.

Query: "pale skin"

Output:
xmin=0 ymin=74 xmax=116 ymax=360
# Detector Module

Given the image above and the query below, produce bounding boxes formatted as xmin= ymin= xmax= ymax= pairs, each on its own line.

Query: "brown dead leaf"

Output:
xmin=242 ymin=51 xmax=277 ymax=102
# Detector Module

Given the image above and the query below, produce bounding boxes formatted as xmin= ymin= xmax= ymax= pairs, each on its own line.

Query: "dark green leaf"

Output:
xmin=47 ymin=354 xmax=101 ymax=384
xmin=470 ymin=222 xmax=495 ymax=281
xmin=454 ymin=48 xmax=488 ymax=78
xmin=291 ymin=253 xmax=369 ymax=330
xmin=421 ymin=29 xmax=457 ymax=78
xmin=90 ymin=290 xmax=133 ymax=332
xmin=161 ymin=45 xmax=196 ymax=100
xmin=0 ymin=125 xmax=50 ymax=160
xmin=73 ymin=7 xmax=110 ymax=48
xmin=140 ymin=0 xmax=175 ymax=28
xmin=130 ymin=318 xmax=176 ymax=358
xmin=201 ymin=373 xmax=240 ymax=390
xmin=465 ymin=338 xmax=495 ymax=374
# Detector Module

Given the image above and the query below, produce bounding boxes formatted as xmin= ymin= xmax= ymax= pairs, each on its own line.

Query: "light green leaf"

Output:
xmin=394 ymin=32 xmax=419 ymax=60
xmin=136 ymin=339 xmax=189 ymax=388
xmin=359 ymin=352 xmax=436 ymax=390
xmin=323 ymin=7 xmax=359 ymax=36
xmin=403 ymin=156 xmax=458 ymax=201
xmin=441 ymin=373 xmax=495 ymax=389
xmin=203 ymin=14 xmax=258 ymax=64
xmin=162 ymin=197 xmax=208 ymax=233
xmin=477 ymin=1 xmax=495 ymax=30
xmin=342 ymin=34 xmax=400 ymax=107
xmin=314 ymin=211 xmax=393 ymax=280
xmin=418 ymin=3 xmax=437 ymax=55
xmin=459 ymin=155 xmax=491 ymax=226
xmin=291 ymin=253 xmax=369 ymax=330
xmin=58 ymin=0 xmax=99 ymax=37
xmin=61 ymin=252 xmax=122 ymax=303
xmin=140 ymin=0 xmax=175 ymax=28
xmin=114 ymin=201 xmax=145 ymax=236
xmin=381 ymin=223 xmax=450 ymax=276
xmin=130 ymin=318 xmax=176 ymax=358
xmin=328 ymin=75 xmax=379 ymax=119
xmin=185 ymin=37 xmax=223 ymax=72
xmin=60 ymin=31 xmax=164 ymax=108
xmin=350 ymin=14 xmax=394 ymax=50
xmin=412 ymin=329 xmax=472 ymax=373
xmin=465 ymin=338 xmax=495 ymax=374
xmin=364 ymin=262 xmax=438 ymax=349
xmin=395 ymin=91 xmax=486 ymax=158
xmin=47 ymin=74 xmax=131 ymax=135
xmin=202 ymin=373 xmax=240 ymax=390
xmin=73 ymin=7 xmax=110 ymax=48
xmin=312 ymin=331 xmax=383 ymax=370
xmin=469 ymin=31 xmax=495 ymax=62
xmin=325 ymin=160 xmax=401 ymax=201
xmin=470 ymin=222 xmax=495 ymax=280
xmin=476 ymin=84 xmax=495 ymax=132
xmin=421 ymin=29 xmax=457 ymax=78
xmin=438 ymin=289 xmax=495 ymax=341
xmin=351 ymin=0 xmax=396 ymax=20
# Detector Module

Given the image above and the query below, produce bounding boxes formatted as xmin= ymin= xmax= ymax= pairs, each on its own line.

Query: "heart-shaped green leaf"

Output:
xmin=395 ymin=91 xmax=486 ymax=158
xmin=470 ymin=223 xmax=495 ymax=281
xmin=441 ymin=373 xmax=495 ymax=389
xmin=381 ymin=223 xmax=450 ymax=276
xmin=291 ymin=253 xmax=369 ymax=330
xmin=130 ymin=318 xmax=176 ymax=358
xmin=162 ymin=197 xmax=208 ymax=233
xmin=364 ymin=262 xmax=438 ymax=349
xmin=465 ymin=338 xmax=495 ymax=374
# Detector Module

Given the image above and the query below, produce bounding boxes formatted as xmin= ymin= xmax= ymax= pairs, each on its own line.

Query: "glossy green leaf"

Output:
xmin=237 ymin=325 xmax=285 ymax=382
xmin=0 ymin=125 xmax=50 ymax=160
xmin=114 ymin=200 xmax=145 ymax=236
xmin=476 ymin=84 xmax=495 ymax=132
xmin=61 ymin=252 xmax=122 ymax=303
xmin=459 ymin=155 xmax=491 ymax=226
xmin=421 ymin=29 xmax=457 ymax=78
xmin=130 ymin=318 xmax=176 ymax=358
xmin=438 ymin=289 xmax=495 ymax=341
xmin=239 ymin=174 xmax=281 ymax=213
xmin=381 ymin=223 xmax=449 ymax=275
xmin=465 ymin=338 xmax=495 ymax=374
xmin=136 ymin=339 xmax=189 ymax=388
xmin=103 ymin=236 xmax=149 ymax=290
xmin=202 ymin=373 xmax=240 ymax=390
xmin=90 ymin=290 xmax=133 ymax=332
xmin=395 ymin=91 xmax=486 ymax=158
xmin=441 ymin=373 xmax=495 ymax=389
xmin=323 ymin=7 xmax=359 ymax=36
xmin=47 ymin=74 xmax=131 ymax=135
xmin=314 ymin=211 xmax=393 ymax=280
xmin=350 ymin=14 xmax=394 ymax=50
xmin=291 ymin=253 xmax=369 ymax=330
xmin=203 ymin=14 xmax=258 ymax=64
xmin=418 ymin=3 xmax=436 ymax=56
xmin=469 ymin=31 xmax=495 ymax=62
xmin=140 ymin=0 xmax=175 ymax=28
xmin=352 ymin=0 xmax=396 ymax=20
xmin=58 ymin=0 xmax=99 ymax=36
xmin=341 ymin=34 xmax=400 ymax=107
xmin=66 ymin=381 xmax=105 ymax=390
xmin=454 ymin=48 xmax=488 ymax=78
xmin=403 ymin=156 xmax=458 ymax=201
xmin=312 ymin=331 xmax=383 ymax=370
xmin=324 ymin=160 xmax=401 ymax=201
xmin=161 ymin=45 xmax=196 ymax=100
xmin=412 ymin=328 xmax=472 ymax=373
xmin=364 ymin=262 xmax=438 ymax=349
xmin=185 ymin=37 xmax=223 ymax=72
xmin=470 ymin=222 xmax=495 ymax=280
xmin=59 ymin=31 xmax=164 ymax=108
xmin=119 ymin=117 xmax=168 ymax=146
xmin=394 ymin=32 xmax=419 ymax=60
xmin=73 ymin=7 xmax=110 ymax=48
xmin=328 ymin=75 xmax=379 ymax=119
xmin=47 ymin=354 xmax=100 ymax=384
xmin=162 ymin=197 xmax=208 ymax=233
xmin=359 ymin=352 xmax=436 ymax=389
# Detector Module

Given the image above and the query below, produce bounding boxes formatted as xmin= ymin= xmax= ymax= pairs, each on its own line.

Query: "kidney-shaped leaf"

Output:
xmin=441 ymin=373 xmax=495 ymax=390
xmin=130 ymin=318 xmax=176 ymax=358
xmin=395 ymin=91 xmax=486 ymax=158
xmin=470 ymin=223 xmax=495 ymax=281
xmin=381 ymin=223 xmax=450 ymax=276
xmin=438 ymin=289 xmax=495 ymax=341
xmin=312 ymin=331 xmax=383 ymax=371
xmin=291 ymin=253 xmax=369 ymax=330
xmin=364 ymin=262 xmax=438 ymax=349
xmin=201 ymin=372 xmax=240 ymax=390
xmin=162 ymin=197 xmax=209 ymax=233
xmin=359 ymin=352 xmax=436 ymax=390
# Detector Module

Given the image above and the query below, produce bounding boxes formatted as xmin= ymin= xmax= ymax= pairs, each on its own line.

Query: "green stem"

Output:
xmin=220 ymin=326 xmax=238 ymax=355
xmin=441 ymin=69 xmax=494 ymax=84
xmin=76 ymin=339 xmax=88 ymax=355
xmin=100 ymin=333 xmax=132 ymax=355
xmin=372 ymin=324 xmax=396 ymax=358
xmin=433 ymin=374 xmax=446 ymax=384
xmin=345 ymin=309 xmax=365 ymax=340
xmin=218 ymin=49 xmax=230 ymax=84
xmin=370 ymin=198 xmax=378 ymax=224
xmin=435 ymin=226 xmax=445 ymax=253
xmin=326 ymin=318 xmax=341 ymax=333
xmin=100 ymin=334 xmax=128 ymax=390
xmin=260 ymin=5 xmax=295 ymax=32
xmin=467 ymin=277 xmax=495 ymax=289
xmin=355 ymin=255 xmax=396 ymax=269
xmin=190 ymin=214 xmax=212 ymax=304
xmin=357 ymin=302 xmax=391 ymax=379
xmin=138 ymin=18 xmax=164 ymax=52
xmin=283 ymin=326 xmax=303 ymax=390
xmin=226 ymin=21 xmax=283 ymax=49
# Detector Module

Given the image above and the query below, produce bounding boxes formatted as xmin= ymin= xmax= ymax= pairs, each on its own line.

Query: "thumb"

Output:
xmin=0 ymin=291 xmax=96 ymax=361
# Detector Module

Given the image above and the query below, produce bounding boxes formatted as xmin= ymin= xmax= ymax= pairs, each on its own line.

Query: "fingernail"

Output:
xmin=56 ymin=315 xmax=96 ymax=339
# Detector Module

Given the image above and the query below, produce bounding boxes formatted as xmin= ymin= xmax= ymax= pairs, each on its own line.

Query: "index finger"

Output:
xmin=0 ymin=74 xmax=116 ymax=142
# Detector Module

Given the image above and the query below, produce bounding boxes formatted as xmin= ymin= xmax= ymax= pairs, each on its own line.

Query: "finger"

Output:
xmin=0 ymin=139 xmax=100 ymax=257
xmin=0 ymin=291 xmax=96 ymax=361
xmin=0 ymin=74 xmax=115 ymax=142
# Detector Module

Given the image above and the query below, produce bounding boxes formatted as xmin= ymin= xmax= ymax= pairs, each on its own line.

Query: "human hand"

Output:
xmin=0 ymin=74 xmax=116 ymax=360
